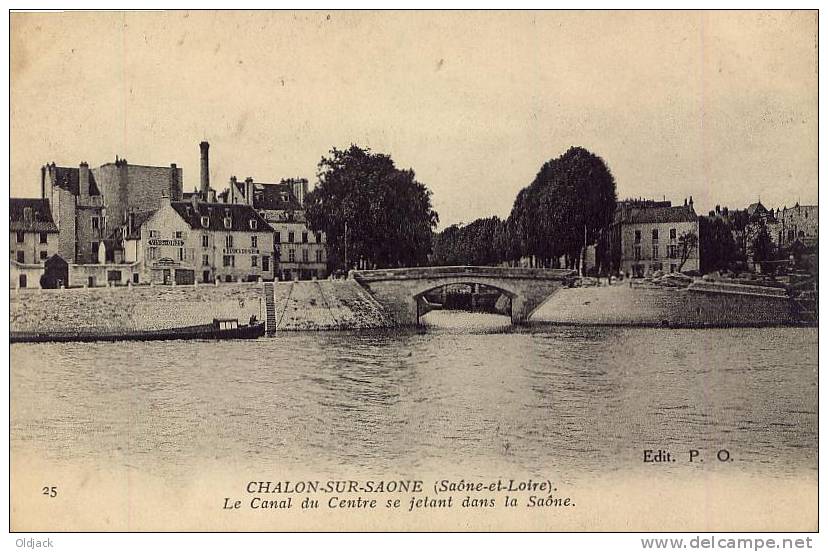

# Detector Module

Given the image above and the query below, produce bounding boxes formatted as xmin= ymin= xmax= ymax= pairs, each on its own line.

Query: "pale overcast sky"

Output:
xmin=10 ymin=10 xmax=817 ymax=227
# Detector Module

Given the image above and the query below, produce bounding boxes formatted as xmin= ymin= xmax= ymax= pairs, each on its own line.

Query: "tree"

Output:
xmin=699 ymin=216 xmax=739 ymax=272
xmin=751 ymin=225 xmax=776 ymax=274
xmin=506 ymin=146 xmax=617 ymax=272
xmin=677 ymin=230 xmax=698 ymax=272
xmin=431 ymin=217 xmax=506 ymax=266
xmin=305 ymin=145 xmax=439 ymax=271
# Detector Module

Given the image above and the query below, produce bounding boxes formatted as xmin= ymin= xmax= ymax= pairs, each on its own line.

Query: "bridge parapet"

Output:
xmin=351 ymin=266 xmax=577 ymax=283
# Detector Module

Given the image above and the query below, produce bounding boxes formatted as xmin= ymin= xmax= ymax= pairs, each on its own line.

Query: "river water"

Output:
xmin=11 ymin=312 xmax=817 ymax=485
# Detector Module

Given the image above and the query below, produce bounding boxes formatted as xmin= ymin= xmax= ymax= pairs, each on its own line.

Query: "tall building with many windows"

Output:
xmin=220 ymin=176 xmax=327 ymax=280
xmin=121 ymin=195 xmax=275 ymax=284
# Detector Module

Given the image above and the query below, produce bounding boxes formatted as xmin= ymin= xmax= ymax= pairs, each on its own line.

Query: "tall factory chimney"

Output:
xmin=199 ymin=141 xmax=210 ymax=196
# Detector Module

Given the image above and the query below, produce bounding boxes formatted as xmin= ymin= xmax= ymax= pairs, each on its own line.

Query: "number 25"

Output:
xmin=42 ymin=486 xmax=57 ymax=498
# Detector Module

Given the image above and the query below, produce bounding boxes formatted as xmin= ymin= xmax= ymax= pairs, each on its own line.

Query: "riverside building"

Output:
xmin=220 ymin=176 xmax=327 ymax=280
xmin=121 ymin=194 xmax=275 ymax=284
xmin=42 ymin=158 xmax=182 ymax=264
xmin=9 ymin=198 xmax=59 ymax=288
xmin=609 ymin=198 xmax=700 ymax=277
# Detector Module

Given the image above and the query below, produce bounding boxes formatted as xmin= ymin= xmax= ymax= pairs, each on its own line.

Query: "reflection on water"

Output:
xmin=11 ymin=312 xmax=818 ymax=482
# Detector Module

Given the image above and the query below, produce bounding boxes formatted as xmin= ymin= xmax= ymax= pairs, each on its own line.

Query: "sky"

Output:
xmin=10 ymin=10 xmax=818 ymax=228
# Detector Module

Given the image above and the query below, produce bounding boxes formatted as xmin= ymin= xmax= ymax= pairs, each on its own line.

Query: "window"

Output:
xmin=251 ymin=256 xmax=258 ymax=267
xmin=225 ymin=235 xmax=234 ymax=248
xmin=652 ymin=229 xmax=659 ymax=241
xmin=202 ymin=234 xmax=209 ymax=247
xmin=302 ymin=249 xmax=309 ymax=262
xmin=133 ymin=273 xmax=139 ymax=284
xmin=148 ymin=247 xmax=158 ymax=260
xmin=178 ymin=248 xmax=185 ymax=261
xmin=652 ymin=245 xmax=659 ymax=259
xmin=91 ymin=217 xmax=100 ymax=230
xmin=275 ymin=232 xmax=281 ymax=243
xmin=669 ymin=228 xmax=676 ymax=240
xmin=201 ymin=216 xmax=210 ymax=228
xmin=251 ymin=235 xmax=258 ymax=248
xmin=316 ymin=250 xmax=323 ymax=263
xmin=16 ymin=231 xmax=24 ymax=243
xmin=262 ymin=255 xmax=269 ymax=272
xmin=289 ymin=249 xmax=295 ymax=262
xmin=39 ymin=232 xmax=48 ymax=244
xmin=668 ymin=245 xmax=677 ymax=259
xmin=288 ymin=232 xmax=295 ymax=243
xmin=634 ymin=245 xmax=641 ymax=261
xmin=249 ymin=219 xmax=258 ymax=230
xmin=175 ymin=231 xmax=183 ymax=239
xmin=223 ymin=255 xmax=235 ymax=267
xmin=202 ymin=254 xmax=209 ymax=266
xmin=634 ymin=230 xmax=641 ymax=244
xmin=223 ymin=217 xmax=232 ymax=229
xmin=16 ymin=251 xmax=24 ymax=263
xmin=149 ymin=230 xmax=159 ymax=238
xmin=670 ymin=264 xmax=677 ymax=273
xmin=40 ymin=251 xmax=48 ymax=261
xmin=316 ymin=232 xmax=322 ymax=244
xmin=302 ymin=232 xmax=308 ymax=243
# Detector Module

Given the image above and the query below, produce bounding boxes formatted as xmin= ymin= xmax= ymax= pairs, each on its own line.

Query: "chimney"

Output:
xmin=689 ymin=196 xmax=694 ymax=211
xmin=169 ymin=163 xmax=182 ymax=200
xmin=208 ymin=189 xmax=217 ymax=203
xmin=160 ymin=190 xmax=171 ymax=209
xmin=292 ymin=179 xmax=308 ymax=206
xmin=199 ymin=141 xmax=210 ymax=195
xmin=40 ymin=166 xmax=46 ymax=199
xmin=190 ymin=191 xmax=199 ymax=209
xmin=128 ymin=211 xmax=135 ymax=236
xmin=229 ymin=176 xmax=238 ymax=204
xmin=245 ymin=177 xmax=254 ymax=206
xmin=23 ymin=206 xmax=33 ymax=226
xmin=79 ymin=161 xmax=90 ymax=199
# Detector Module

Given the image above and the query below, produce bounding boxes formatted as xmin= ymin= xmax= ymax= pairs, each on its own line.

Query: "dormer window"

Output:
xmin=201 ymin=216 xmax=210 ymax=228
xmin=249 ymin=219 xmax=258 ymax=230
xmin=223 ymin=216 xmax=232 ymax=229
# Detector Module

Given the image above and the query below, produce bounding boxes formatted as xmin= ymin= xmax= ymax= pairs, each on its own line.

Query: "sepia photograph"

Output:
xmin=7 ymin=9 xmax=819 ymax=536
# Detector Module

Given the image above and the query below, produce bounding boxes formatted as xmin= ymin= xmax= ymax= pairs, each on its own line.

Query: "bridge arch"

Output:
xmin=411 ymin=279 xmax=517 ymax=322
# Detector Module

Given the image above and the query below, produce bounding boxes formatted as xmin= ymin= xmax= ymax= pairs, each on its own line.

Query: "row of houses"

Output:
xmin=606 ymin=197 xmax=818 ymax=278
xmin=10 ymin=141 xmax=328 ymax=289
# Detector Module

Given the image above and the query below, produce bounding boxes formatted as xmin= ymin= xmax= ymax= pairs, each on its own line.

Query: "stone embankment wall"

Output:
xmin=531 ymin=283 xmax=797 ymax=327
xmin=11 ymin=280 xmax=392 ymax=334
xmin=274 ymin=280 xmax=391 ymax=330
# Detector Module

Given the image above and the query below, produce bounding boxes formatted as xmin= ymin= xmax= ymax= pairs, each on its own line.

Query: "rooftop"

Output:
xmin=170 ymin=201 xmax=274 ymax=233
xmin=10 ymin=198 xmax=59 ymax=233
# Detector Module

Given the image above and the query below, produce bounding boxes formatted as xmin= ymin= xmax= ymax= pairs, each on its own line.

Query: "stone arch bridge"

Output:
xmin=350 ymin=266 xmax=577 ymax=325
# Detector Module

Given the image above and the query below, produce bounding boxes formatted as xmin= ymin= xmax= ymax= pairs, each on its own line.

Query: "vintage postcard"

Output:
xmin=8 ymin=10 xmax=818 ymax=534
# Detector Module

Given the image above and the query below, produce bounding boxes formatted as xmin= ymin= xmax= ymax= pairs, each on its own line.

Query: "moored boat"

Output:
xmin=10 ymin=318 xmax=265 ymax=344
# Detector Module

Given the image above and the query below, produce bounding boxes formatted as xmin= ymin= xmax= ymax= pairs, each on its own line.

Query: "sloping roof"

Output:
xmin=49 ymin=166 xmax=101 ymax=196
xmin=618 ymin=205 xmax=698 ymax=225
xmin=171 ymin=201 xmax=273 ymax=233
xmin=9 ymin=198 xmax=59 ymax=233
xmin=119 ymin=210 xmax=157 ymax=240
xmin=251 ymin=182 xmax=303 ymax=211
